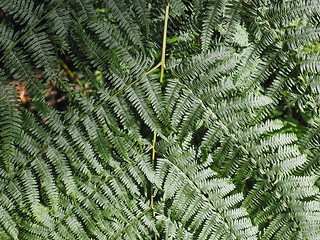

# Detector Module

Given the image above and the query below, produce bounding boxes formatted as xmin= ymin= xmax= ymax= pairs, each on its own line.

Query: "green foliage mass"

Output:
xmin=1 ymin=0 xmax=320 ymax=239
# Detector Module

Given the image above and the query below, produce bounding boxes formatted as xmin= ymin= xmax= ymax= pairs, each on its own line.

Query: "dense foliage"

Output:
xmin=1 ymin=0 xmax=320 ymax=239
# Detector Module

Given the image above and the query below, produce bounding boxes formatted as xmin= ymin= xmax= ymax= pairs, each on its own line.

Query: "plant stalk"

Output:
xmin=151 ymin=3 xmax=170 ymax=240
xmin=151 ymin=133 xmax=157 ymax=240
xmin=160 ymin=2 xmax=170 ymax=85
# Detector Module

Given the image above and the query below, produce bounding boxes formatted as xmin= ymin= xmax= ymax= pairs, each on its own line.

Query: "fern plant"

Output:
xmin=1 ymin=0 xmax=320 ymax=239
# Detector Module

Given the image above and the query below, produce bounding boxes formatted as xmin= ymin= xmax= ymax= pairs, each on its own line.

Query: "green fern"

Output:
xmin=1 ymin=0 xmax=320 ymax=239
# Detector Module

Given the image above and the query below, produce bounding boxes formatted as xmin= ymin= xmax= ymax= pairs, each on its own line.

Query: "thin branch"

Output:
xmin=151 ymin=133 xmax=157 ymax=240
xmin=160 ymin=2 xmax=170 ymax=84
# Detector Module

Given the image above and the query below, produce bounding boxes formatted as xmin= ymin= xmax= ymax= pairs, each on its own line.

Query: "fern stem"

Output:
xmin=109 ymin=62 xmax=161 ymax=99
xmin=160 ymin=2 xmax=170 ymax=85
xmin=151 ymin=133 xmax=157 ymax=239
xmin=264 ymin=19 xmax=283 ymax=46
xmin=152 ymin=134 xmax=157 ymax=163
xmin=0 ymin=0 xmax=65 ymax=63
xmin=146 ymin=62 xmax=162 ymax=75
xmin=110 ymin=1 xmax=170 ymax=100
xmin=109 ymin=1 xmax=170 ymax=99
xmin=109 ymin=77 xmax=143 ymax=99
xmin=149 ymin=4 xmax=170 ymax=239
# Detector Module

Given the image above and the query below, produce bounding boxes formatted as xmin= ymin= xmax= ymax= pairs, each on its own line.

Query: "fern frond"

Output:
xmin=241 ymin=50 xmax=281 ymax=94
xmin=283 ymin=26 xmax=320 ymax=51
xmin=224 ymin=0 xmax=242 ymax=45
xmin=156 ymin=144 xmax=257 ymax=239
xmin=140 ymin=74 xmax=170 ymax=125
xmin=108 ymin=74 xmax=166 ymax=139
xmin=156 ymin=213 xmax=194 ymax=239
xmin=299 ymin=52 xmax=320 ymax=73
xmin=88 ymin=20 xmax=129 ymax=58
xmin=0 ymin=0 xmax=43 ymax=27
xmin=307 ymin=75 xmax=320 ymax=95
xmin=265 ymin=1 xmax=319 ymax=29
xmin=171 ymin=46 xmax=234 ymax=82
xmin=23 ymin=27 xmax=56 ymax=70
xmin=245 ymin=175 xmax=320 ymax=239
xmin=252 ymin=63 xmax=295 ymax=123
xmin=100 ymin=90 xmax=140 ymax=133
xmin=45 ymin=1 xmax=71 ymax=45
xmin=0 ymin=194 xmax=18 ymax=239
xmin=46 ymin=145 xmax=78 ymax=197
xmin=103 ymin=0 xmax=144 ymax=49
xmin=69 ymin=0 xmax=96 ymax=22
xmin=30 ymin=156 xmax=59 ymax=209
xmin=296 ymin=118 xmax=320 ymax=175
xmin=0 ymin=22 xmax=35 ymax=78
xmin=20 ymin=169 xmax=41 ymax=219
xmin=0 ymin=82 xmax=21 ymax=172
xmin=201 ymin=0 xmax=227 ymax=51
xmin=0 ymin=22 xmax=18 ymax=51
xmin=299 ymin=118 xmax=320 ymax=150
xmin=1 ymin=1 xmax=320 ymax=239
xmin=129 ymin=0 xmax=150 ymax=37
xmin=212 ymin=93 xmax=271 ymax=126
xmin=70 ymin=21 xmax=114 ymax=75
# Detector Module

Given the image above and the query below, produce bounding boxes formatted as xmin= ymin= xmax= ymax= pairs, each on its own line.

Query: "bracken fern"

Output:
xmin=1 ymin=0 xmax=320 ymax=239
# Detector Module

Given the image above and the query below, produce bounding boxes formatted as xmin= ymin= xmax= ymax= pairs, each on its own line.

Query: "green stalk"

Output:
xmin=151 ymin=3 xmax=170 ymax=239
xmin=160 ymin=2 xmax=170 ymax=85
xmin=151 ymin=133 xmax=157 ymax=240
